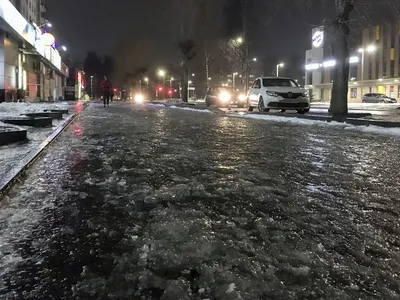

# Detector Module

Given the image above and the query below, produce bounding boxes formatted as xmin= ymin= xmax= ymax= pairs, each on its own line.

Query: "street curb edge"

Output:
xmin=0 ymin=103 xmax=89 ymax=197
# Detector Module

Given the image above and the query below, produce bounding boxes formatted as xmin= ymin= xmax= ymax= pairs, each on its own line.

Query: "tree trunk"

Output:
xmin=330 ymin=0 xmax=353 ymax=117
xmin=241 ymin=0 xmax=249 ymax=91
xmin=205 ymin=49 xmax=210 ymax=90
xmin=182 ymin=65 xmax=189 ymax=102
xmin=330 ymin=33 xmax=349 ymax=116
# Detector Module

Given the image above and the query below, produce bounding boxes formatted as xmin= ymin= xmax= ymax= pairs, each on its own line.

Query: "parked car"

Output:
xmin=247 ymin=77 xmax=310 ymax=114
xmin=362 ymin=93 xmax=397 ymax=103
xmin=205 ymin=86 xmax=246 ymax=108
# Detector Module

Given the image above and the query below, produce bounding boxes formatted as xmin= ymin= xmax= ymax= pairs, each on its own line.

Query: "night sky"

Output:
xmin=47 ymin=0 xmax=397 ymax=75
xmin=47 ymin=0 xmax=314 ymax=63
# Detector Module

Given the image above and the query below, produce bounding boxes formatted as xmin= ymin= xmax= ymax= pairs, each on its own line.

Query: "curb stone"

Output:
xmin=0 ymin=103 xmax=89 ymax=197
xmin=245 ymin=112 xmax=400 ymax=128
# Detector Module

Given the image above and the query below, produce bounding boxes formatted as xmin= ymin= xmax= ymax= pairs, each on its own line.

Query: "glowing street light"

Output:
xmin=158 ymin=69 xmax=166 ymax=98
xmin=168 ymin=77 xmax=174 ymax=88
xmin=56 ymin=45 xmax=67 ymax=51
xmin=236 ymin=37 xmax=243 ymax=44
xmin=253 ymin=57 xmax=257 ymax=62
xmin=38 ymin=22 xmax=52 ymax=28
xmin=276 ymin=63 xmax=284 ymax=77
xmin=158 ymin=69 xmax=165 ymax=77
xmin=144 ymin=77 xmax=149 ymax=90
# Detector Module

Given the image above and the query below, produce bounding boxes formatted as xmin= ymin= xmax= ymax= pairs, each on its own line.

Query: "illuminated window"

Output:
xmin=390 ymin=48 xmax=395 ymax=60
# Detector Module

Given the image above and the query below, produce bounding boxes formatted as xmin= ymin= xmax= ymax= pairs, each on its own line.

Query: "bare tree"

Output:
xmin=330 ymin=0 xmax=354 ymax=116
xmin=173 ymin=0 xmax=199 ymax=102
xmin=198 ymin=0 xmax=216 ymax=90
xmin=299 ymin=0 xmax=400 ymax=116
xmin=220 ymin=38 xmax=247 ymax=79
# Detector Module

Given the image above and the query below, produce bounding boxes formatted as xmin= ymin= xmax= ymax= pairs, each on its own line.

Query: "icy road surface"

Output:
xmin=1 ymin=103 xmax=400 ymax=300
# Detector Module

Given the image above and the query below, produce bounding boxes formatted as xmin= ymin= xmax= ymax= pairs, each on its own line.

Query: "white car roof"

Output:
xmin=258 ymin=76 xmax=294 ymax=80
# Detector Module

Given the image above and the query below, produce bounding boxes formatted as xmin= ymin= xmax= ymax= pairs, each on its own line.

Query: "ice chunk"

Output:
xmin=226 ymin=283 xmax=236 ymax=293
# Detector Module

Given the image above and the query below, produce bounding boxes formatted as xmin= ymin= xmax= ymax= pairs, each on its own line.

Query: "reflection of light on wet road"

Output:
xmin=74 ymin=102 xmax=83 ymax=114
xmin=1 ymin=104 xmax=400 ymax=299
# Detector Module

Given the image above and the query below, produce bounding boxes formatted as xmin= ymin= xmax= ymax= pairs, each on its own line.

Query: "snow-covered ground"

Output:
xmin=233 ymin=113 xmax=400 ymax=138
xmin=311 ymin=102 xmax=400 ymax=110
xmin=0 ymin=102 xmax=81 ymax=181
xmin=0 ymin=102 xmax=69 ymax=118
xmin=0 ymin=103 xmax=399 ymax=299
xmin=164 ymin=105 xmax=400 ymax=138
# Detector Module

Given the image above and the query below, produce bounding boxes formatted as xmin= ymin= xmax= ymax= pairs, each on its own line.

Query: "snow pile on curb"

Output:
xmin=0 ymin=121 xmax=23 ymax=131
xmin=233 ymin=113 xmax=400 ymax=137
xmin=147 ymin=103 xmax=167 ymax=107
xmin=169 ymin=105 xmax=213 ymax=113
xmin=0 ymin=102 xmax=69 ymax=117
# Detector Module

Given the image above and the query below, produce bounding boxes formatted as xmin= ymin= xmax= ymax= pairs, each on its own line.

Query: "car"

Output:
xmin=247 ymin=77 xmax=310 ymax=114
xmin=205 ymin=86 xmax=246 ymax=108
xmin=362 ymin=93 xmax=397 ymax=103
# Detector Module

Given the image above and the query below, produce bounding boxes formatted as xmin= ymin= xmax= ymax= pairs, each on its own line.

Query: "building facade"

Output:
xmin=0 ymin=0 xmax=67 ymax=103
xmin=305 ymin=22 xmax=400 ymax=102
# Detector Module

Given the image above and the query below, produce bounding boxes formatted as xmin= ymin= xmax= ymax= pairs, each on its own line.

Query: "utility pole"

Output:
xmin=242 ymin=0 xmax=249 ymax=91
xmin=90 ymin=75 xmax=93 ymax=99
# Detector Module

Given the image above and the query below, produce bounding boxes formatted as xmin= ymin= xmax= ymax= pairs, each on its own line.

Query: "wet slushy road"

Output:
xmin=1 ymin=103 xmax=400 ymax=299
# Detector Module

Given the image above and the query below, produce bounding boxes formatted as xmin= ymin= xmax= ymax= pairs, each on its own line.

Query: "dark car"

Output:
xmin=204 ymin=86 xmax=246 ymax=108
xmin=362 ymin=93 xmax=397 ymax=103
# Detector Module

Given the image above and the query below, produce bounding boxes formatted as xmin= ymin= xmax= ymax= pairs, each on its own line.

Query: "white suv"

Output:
xmin=247 ymin=77 xmax=310 ymax=114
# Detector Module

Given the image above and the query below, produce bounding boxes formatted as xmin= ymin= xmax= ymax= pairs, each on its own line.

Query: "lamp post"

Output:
xmin=158 ymin=70 xmax=166 ymax=99
xmin=38 ymin=22 xmax=52 ymax=28
xmin=144 ymin=77 xmax=149 ymax=90
xmin=232 ymin=72 xmax=238 ymax=88
xmin=90 ymin=75 xmax=93 ymax=99
xmin=358 ymin=45 xmax=376 ymax=87
xmin=276 ymin=63 xmax=284 ymax=77
xmin=56 ymin=45 xmax=67 ymax=51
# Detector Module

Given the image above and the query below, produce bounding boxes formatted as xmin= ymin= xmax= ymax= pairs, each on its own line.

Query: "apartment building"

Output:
xmin=305 ymin=21 xmax=400 ymax=102
xmin=0 ymin=0 xmax=67 ymax=102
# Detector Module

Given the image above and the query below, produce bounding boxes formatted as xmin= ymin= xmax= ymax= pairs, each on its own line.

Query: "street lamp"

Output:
xmin=358 ymin=45 xmax=376 ymax=85
xmin=169 ymin=77 xmax=174 ymax=88
xmin=56 ymin=45 xmax=67 ymax=51
xmin=158 ymin=70 xmax=166 ymax=98
xmin=252 ymin=57 xmax=257 ymax=62
xmin=276 ymin=63 xmax=284 ymax=77
xmin=236 ymin=37 xmax=243 ymax=44
xmin=232 ymin=72 xmax=238 ymax=88
xmin=38 ymin=22 xmax=52 ymax=28
xmin=144 ymin=77 xmax=149 ymax=90
xmin=90 ymin=75 xmax=94 ymax=99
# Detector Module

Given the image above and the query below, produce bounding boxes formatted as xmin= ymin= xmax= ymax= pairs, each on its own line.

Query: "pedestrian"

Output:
xmin=110 ymin=89 xmax=114 ymax=102
xmin=100 ymin=76 xmax=112 ymax=107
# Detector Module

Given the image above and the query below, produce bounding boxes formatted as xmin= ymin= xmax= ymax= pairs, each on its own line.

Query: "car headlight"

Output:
xmin=267 ymin=91 xmax=278 ymax=97
xmin=134 ymin=94 xmax=144 ymax=103
xmin=219 ymin=92 xmax=231 ymax=102
xmin=302 ymin=91 xmax=308 ymax=97
xmin=239 ymin=94 xmax=246 ymax=101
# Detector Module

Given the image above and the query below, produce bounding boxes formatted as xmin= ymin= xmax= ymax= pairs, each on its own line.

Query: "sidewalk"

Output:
xmin=148 ymin=99 xmax=400 ymax=127
xmin=311 ymin=101 xmax=400 ymax=111
xmin=0 ymin=101 xmax=87 ymax=194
